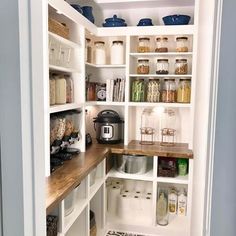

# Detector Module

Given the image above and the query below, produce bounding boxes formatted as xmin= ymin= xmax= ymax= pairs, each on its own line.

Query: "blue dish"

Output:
xmin=70 ymin=4 xmax=83 ymax=14
xmin=137 ymin=18 xmax=153 ymax=26
xmin=103 ymin=15 xmax=127 ymax=27
xmin=82 ymin=6 xmax=95 ymax=23
xmin=162 ymin=15 xmax=191 ymax=25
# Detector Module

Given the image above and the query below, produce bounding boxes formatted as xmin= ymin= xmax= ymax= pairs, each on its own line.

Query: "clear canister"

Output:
xmin=85 ymin=38 xmax=92 ymax=63
xmin=146 ymin=79 xmax=161 ymax=102
xmin=177 ymin=79 xmax=191 ymax=103
xmin=155 ymin=37 xmax=168 ymax=52
xmin=131 ymin=79 xmax=145 ymax=102
xmin=111 ymin=40 xmax=124 ymax=65
xmin=156 ymin=59 xmax=169 ymax=74
xmin=176 ymin=37 xmax=189 ymax=52
xmin=138 ymin=37 xmax=150 ymax=53
xmin=161 ymin=79 xmax=177 ymax=103
xmin=137 ymin=59 xmax=149 ymax=74
xmin=49 ymin=78 xmax=56 ymax=105
xmin=94 ymin=41 xmax=106 ymax=64
xmin=175 ymin=59 xmax=188 ymax=75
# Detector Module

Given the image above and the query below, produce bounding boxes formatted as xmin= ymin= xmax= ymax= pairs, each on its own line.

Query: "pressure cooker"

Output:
xmin=93 ymin=110 xmax=124 ymax=144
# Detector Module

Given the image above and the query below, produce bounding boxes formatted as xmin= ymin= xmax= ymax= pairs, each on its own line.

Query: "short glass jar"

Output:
xmin=175 ymin=59 xmax=188 ymax=75
xmin=111 ymin=40 xmax=124 ymax=65
xmin=94 ymin=41 xmax=106 ymax=64
xmin=176 ymin=37 xmax=189 ymax=52
xmin=137 ymin=59 xmax=150 ymax=74
xmin=146 ymin=79 xmax=161 ymax=102
xmin=155 ymin=37 xmax=168 ymax=52
xmin=161 ymin=79 xmax=177 ymax=103
xmin=177 ymin=79 xmax=191 ymax=103
xmin=138 ymin=37 xmax=150 ymax=53
xmin=156 ymin=59 xmax=169 ymax=74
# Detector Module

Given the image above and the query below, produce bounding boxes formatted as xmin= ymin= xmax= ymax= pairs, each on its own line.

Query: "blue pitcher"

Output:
xmin=82 ymin=6 xmax=95 ymax=23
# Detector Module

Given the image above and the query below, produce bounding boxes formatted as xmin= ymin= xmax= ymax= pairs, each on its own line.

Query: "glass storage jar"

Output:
xmin=155 ymin=37 xmax=168 ymax=52
xmin=177 ymin=79 xmax=191 ymax=103
xmin=156 ymin=59 xmax=169 ymax=74
xmin=85 ymin=38 xmax=92 ymax=63
xmin=157 ymin=187 xmax=169 ymax=225
xmin=131 ymin=79 xmax=145 ymax=102
xmin=137 ymin=59 xmax=149 ymax=74
xmin=161 ymin=79 xmax=177 ymax=103
xmin=175 ymin=59 xmax=188 ymax=75
xmin=111 ymin=40 xmax=124 ymax=65
xmin=94 ymin=41 xmax=106 ymax=64
xmin=138 ymin=37 xmax=150 ymax=53
xmin=146 ymin=79 xmax=161 ymax=102
xmin=176 ymin=37 xmax=189 ymax=52
xmin=49 ymin=77 xmax=56 ymax=105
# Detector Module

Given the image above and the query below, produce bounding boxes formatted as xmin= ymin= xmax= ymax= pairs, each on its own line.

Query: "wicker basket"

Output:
xmin=90 ymin=225 xmax=97 ymax=236
xmin=47 ymin=215 xmax=58 ymax=236
xmin=158 ymin=157 xmax=177 ymax=177
xmin=48 ymin=18 xmax=69 ymax=39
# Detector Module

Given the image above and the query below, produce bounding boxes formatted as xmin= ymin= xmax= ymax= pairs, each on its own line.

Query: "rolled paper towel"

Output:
xmin=121 ymin=189 xmax=132 ymax=197
xmin=117 ymin=194 xmax=133 ymax=220
xmin=140 ymin=195 xmax=153 ymax=225
xmin=134 ymin=180 xmax=146 ymax=193
xmin=145 ymin=181 xmax=153 ymax=194
xmin=107 ymin=185 xmax=121 ymax=215
xmin=123 ymin=179 xmax=135 ymax=191
xmin=112 ymin=179 xmax=124 ymax=190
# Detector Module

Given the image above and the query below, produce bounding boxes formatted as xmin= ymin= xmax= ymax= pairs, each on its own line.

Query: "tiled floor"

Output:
xmin=106 ymin=230 xmax=147 ymax=236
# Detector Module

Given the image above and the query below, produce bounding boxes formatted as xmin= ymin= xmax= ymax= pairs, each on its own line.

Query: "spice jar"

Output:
xmin=177 ymin=79 xmax=191 ymax=103
xmin=49 ymin=78 xmax=56 ymax=105
xmin=156 ymin=59 xmax=169 ymax=74
xmin=176 ymin=37 xmax=189 ymax=52
xmin=111 ymin=40 xmax=124 ymax=65
xmin=85 ymin=38 xmax=92 ymax=63
xmin=131 ymin=79 xmax=145 ymax=102
xmin=146 ymin=79 xmax=161 ymax=102
xmin=155 ymin=37 xmax=168 ymax=52
xmin=138 ymin=37 xmax=150 ymax=53
xmin=94 ymin=41 xmax=106 ymax=64
xmin=175 ymin=59 xmax=188 ymax=75
xmin=161 ymin=79 xmax=177 ymax=103
xmin=137 ymin=59 xmax=149 ymax=74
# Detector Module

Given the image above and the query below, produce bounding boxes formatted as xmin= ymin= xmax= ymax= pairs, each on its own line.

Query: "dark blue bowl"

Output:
xmin=70 ymin=4 xmax=83 ymax=14
xmin=137 ymin=18 xmax=153 ymax=26
xmin=102 ymin=22 xmax=127 ymax=27
xmin=162 ymin=15 xmax=191 ymax=25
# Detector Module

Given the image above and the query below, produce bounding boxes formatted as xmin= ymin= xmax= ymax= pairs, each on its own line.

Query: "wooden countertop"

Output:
xmin=46 ymin=140 xmax=193 ymax=214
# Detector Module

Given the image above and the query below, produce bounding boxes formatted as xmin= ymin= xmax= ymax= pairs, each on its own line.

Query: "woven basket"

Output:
xmin=48 ymin=18 xmax=69 ymax=39
xmin=47 ymin=215 xmax=58 ymax=236
xmin=90 ymin=225 xmax=97 ymax=236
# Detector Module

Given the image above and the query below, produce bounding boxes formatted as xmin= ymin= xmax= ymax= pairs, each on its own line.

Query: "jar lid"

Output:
xmin=176 ymin=36 xmax=188 ymax=41
xmin=138 ymin=59 xmax=149 ymax=62
xmin=156 ymin=37 xmax=168 ymax=41
xmin=179 ymin=78 xmax=190 ymax=81
xmin=139 ymin=37 xmax=150 ymax=41
xmin=164 ymin=78 xmax=175 ymax=81
xmin=176 ymin=59 xmax=187 ymax=62
xmin=94 ymin=41 xmax=105 ymax=45
xmin=112 ymin=40 xmax=123 ymax=44
xmin=157 ymin=59 xmax=168 ymax=62
xmin=86 ymin=38 xmax=91 ymax=42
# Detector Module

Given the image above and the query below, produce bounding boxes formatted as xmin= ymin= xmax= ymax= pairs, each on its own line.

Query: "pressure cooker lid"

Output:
xmin=94 ymin=110 xmax=123 ymax=123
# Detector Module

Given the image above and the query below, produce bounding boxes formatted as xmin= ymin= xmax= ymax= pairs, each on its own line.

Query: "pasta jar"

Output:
xmin=85 ymin=38 xmax=92 ymax=63
xmin=161 ymin=79 xmax=177 ymax=103
xmin=175 ymin=59 xmax=188 ymax=75
xmin=155 ymin=37 xmax=168 ymax=52
xmin=111 ymin=40 xmax=124 ymax=65
xmin=146 ymin=79 xmax=161 ymax=102
xmin=137 ymin=59 xmax=149 ymax=74
xmin=131 ymin=79 xmax=145 ymax=102
xmin=138 ymin=37 xmax=150 ymax=53
xmin=177 ymin=79 xmax=191 ymax=103
xmin=156 ymin=59 xmax=169 ymax=74
xmin=176 ymin=37 xmax=189 ymax=52
xmin=94 ymin=41 xmax=106 ymax=64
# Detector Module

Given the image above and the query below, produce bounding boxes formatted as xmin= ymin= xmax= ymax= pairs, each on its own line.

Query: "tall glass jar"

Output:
xmin=138 ymin=37 xmax=150 ymax=53
xmin=177 ymin=79 xmax=191 ymax=103
xmin=155 ymin=37 xmax=168 ymax=52
xmin=131 ymin=79 xmax=145 ymax=102
xmin=146 ymin=79 xmax=161 ymax=102
xmin=156 ymin=59 xmax=169 ymax=74
xmin=94 ymin=41 xmax=106 ymax=64
xmin=111 ymin=40 xmax=124 ymax=65
xmin=137 ymin=59 xmax=149 ymax=74
xmin=157 ymin=187 xmax=169 ymax=225
xmin=176 ymin=37 xmax=189 ymax=52
xmin=85 ymin=38 xmax=92 ymax=63
xmin=161 ymin=79 xmax=177 ymax=103
xmin=175 ymin=59 xmax=188 ymax=75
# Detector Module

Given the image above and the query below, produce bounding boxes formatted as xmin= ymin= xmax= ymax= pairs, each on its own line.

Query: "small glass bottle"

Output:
xmin=161 ymin=79 xmax=177 ymax=103
xmin=155 ymin=37 xmax=168 ymax=52
xmin=175 ymin=59 xmax=188 ymax=75
xmin=146 ymin=79 xmax=161 ymax=102
xmin=156 ymin=59 xmax=169 ymax=74
xmin=94 ymin=41 xmax=106 ymax=64
xmin=177 ymin=79 xmax=191 ymax=103
xmin=157 ymin=188 xmax=169 ymax=226
xmin=137 ymin=59 xmax=149 ymax=74
xmin=85 ymin=38 xmax=92 ymax=63
xmin=138 ymin=37 xmax=150 ymax=53
xmin=176 ymin=37 xmax=189 ymax=52
xmin=111 ymin=40 xmax=124 ymax=65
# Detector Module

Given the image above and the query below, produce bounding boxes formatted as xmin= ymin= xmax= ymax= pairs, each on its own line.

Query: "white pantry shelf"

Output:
xmin=49 ymin=65 xmax=80 ymax=73
xmin=128 ymin=102 xmax=191 ymax=108
xmin=129 ymin=74 xmax=192 ymax=78
xmin=85 ymin=101 xmax=125 ymax=106
xmin=89 ymin=177 xmax=104 ymax=200
xmin=130 ymin=52 xmax=193 ymax=58
xmin=156 ymin=175 xmax=189 ymax=185
xmin=86 ymin=62 xmax=126 ymax=68
xmin=49 ymin=103 xmax=82 ymax=113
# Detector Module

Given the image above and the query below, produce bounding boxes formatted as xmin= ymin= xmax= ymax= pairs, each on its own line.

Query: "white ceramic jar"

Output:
xmin=94 ymin=41 xmax=106 ymax=64
xmin=110 ymin=40 xmax=124 ymax=65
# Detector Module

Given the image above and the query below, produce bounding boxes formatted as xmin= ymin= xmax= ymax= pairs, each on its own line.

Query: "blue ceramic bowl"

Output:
xmin=70 ymin=4 xmax=83 ymax=14
xmin=103 ymin=15 xmax=127 ymax=27
xmin=137 ymin=18 xmax=153 ymax=26
xmin=162 ymin=15 xmax=191 ymax=25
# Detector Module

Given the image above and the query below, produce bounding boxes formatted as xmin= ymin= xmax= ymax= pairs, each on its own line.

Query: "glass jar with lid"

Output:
xmin=131 ymin=78 xmax=145 ymax=102
xmin=155 ymin=37 xmax=168 ymax=52
xmin=138 ymin=37 xmax=150 ymax=53
xmin=137 ymin=59 xmax=150 ymax=74
xmin=85 ymin=38 xmax=92 ymax=63
xmin=161 ymin=78 xmax=177 ymax=103
xmin=177 ymin=79 xmax=191 ymax=103
xmin=111 ymin=40 xmax=124 ymax=65
xmin=146 ymin=79 xmax=161 ymax=102
xmin=156 ymin=59 xmax=169 ymax=74
xmin=175 ymin=59 xmax=188 ymax=75
xmin=176 ymin=37 xmax=189 ymax=52
xmin=94 ymin=41 xmax=106 ymax=64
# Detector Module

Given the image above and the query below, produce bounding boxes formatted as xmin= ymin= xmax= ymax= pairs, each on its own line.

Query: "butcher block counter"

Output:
xmin=46 ymin=140 xmax=193 ymax=214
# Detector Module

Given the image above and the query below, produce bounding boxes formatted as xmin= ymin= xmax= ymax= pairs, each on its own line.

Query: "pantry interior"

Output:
xmin=43 ymin=0 xmax=214 ymax=236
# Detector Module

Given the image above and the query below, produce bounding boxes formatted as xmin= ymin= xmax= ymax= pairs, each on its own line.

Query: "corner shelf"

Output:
xmin=50 ymin=103 xmax=82 ymax=114
xmin=49 ymin=65 xmax=80 ymax=73
xmin=130 ymin=52 xmax=193 ymax=58
xmin=89 ymin=177 xmax=104 ymax=200
xmin=156 ymin=175 xmax=189 ymax=185
xmin=86 ymin=62 xmax=126 ymax=68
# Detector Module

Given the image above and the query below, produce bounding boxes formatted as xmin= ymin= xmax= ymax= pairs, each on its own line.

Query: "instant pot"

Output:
xmin=93 ymin=110 xmax=123 ymax=144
